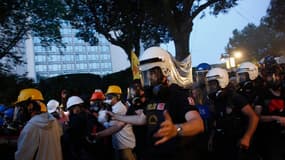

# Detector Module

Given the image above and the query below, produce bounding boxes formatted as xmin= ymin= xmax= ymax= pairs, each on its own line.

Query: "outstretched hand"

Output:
xmin=154 ymin=111 xmax=177 ymax=145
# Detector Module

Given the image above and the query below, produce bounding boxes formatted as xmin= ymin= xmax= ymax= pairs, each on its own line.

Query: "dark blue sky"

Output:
xmin=161 ymin=0 xmax=270 ymax=66
xmin=112 ymin=0 xmax=271 ymax=72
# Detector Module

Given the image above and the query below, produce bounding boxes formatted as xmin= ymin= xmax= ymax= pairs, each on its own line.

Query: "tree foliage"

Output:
xmin=64 ymin=0 xmax=171 ymax=60
xmin=0 ymin=0 xmax=66 ymax=71
xmin=264 ymin=0 xmax=285 ymax=32
xmin=225 ymin=0 xmax=285 ymax=63
xmin=140 ymin=0 xmax=239 ymax=60
xmin=0 ymin=72 xmax=35 ymax=106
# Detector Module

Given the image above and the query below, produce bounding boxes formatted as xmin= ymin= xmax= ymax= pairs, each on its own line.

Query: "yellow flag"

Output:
xmin=131 ymin=51 xmax=140 ymax=80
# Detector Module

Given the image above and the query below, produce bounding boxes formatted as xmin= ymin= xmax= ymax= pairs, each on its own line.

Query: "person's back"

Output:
xmin=14 ymin=88 xmax=62 ymax=160
xmin=16 ymin=112 xmax=62 ymax=160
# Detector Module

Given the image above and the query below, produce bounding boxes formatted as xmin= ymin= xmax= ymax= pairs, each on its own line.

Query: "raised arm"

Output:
xmin=108 ymin=109 xmax=147 ymax=125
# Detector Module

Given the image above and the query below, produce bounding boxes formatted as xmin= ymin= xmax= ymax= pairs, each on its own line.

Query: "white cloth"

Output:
xmin=109 ymin=101 xmax=136 ymax=150
xmin=15 ymin=113 xmax=63 ymax=160
xmin=170 ymin=54 xmax=193 ymax=88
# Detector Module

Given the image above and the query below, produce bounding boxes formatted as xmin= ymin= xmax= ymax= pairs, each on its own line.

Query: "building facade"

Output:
xmin=24 ymin=23 xmax=113 ymax=80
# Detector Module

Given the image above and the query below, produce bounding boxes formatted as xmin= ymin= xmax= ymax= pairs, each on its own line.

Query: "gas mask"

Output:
xmin=206 ymin=80 xmax=221 ymax=101
xmin=266 ymin=73 xmax=281 ymax=90
xmin=98 ymin=110 xmax=108 ymax=124
xmin=237 ymin=72 xmax=250 ymax=86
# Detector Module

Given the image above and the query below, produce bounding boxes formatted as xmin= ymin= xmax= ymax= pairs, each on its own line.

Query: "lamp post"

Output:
xmin=220 ymin=50 xmax=243 ymax=71
xmin=220 ymin=53 xmax=236 ymax=70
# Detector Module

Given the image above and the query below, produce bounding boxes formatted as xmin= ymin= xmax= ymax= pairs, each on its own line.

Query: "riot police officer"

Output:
xmin=206 ymin=68 xmax=259 ymax=160
xmin=108 ymin=47 xmax=204 ymax=160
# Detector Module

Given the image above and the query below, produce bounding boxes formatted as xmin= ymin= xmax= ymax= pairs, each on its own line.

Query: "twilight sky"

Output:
xmin=111 ymin=0 xmax=271 ymax=72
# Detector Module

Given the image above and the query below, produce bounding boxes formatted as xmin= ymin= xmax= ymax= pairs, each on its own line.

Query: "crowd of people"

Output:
xmin=0 ymin=46 xmax=285 ymax=160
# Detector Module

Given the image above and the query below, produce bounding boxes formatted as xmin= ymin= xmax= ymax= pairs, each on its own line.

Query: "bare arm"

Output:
xmin=108 ymin=109 xmax=147 ymax=125
xmin=180 ymin=110 xmax=205 ymax=136
xmin=95 ymin=121 xmax=125 ymax=138
xmin=240 ymin=104 xmax=259 ymax=149
xmin=154 ymin=110 xmax=204 ymax=145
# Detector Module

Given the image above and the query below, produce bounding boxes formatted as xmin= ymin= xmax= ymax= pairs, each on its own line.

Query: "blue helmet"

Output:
xmin=196 ymin=63 xmax=211 ymax=72
xmin=4 ymin=108 xmax=14 ymax=119
xmin=0 ymin=105 xmax=7 ymax=113
xmin=260 ymin=55 xmax=276 ymax=65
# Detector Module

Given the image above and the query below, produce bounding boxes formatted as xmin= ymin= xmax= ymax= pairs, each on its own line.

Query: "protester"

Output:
xmin=15 ymin=88 xmax=62 ymax=160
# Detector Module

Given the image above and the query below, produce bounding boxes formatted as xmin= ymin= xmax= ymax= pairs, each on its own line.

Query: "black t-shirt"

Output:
xmin=259 ymin=87 xmax=285 ymax=134
xmin=212 ymin=90 xmax=249 ymax=136
xmin=143 ymin=84 xmax=198 ymax=159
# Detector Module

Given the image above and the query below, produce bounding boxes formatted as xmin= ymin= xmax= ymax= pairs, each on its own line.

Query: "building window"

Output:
xmin=76 ymin=63 xmax=87 ymax=70
xmin=35 ymin=55 xmax=46 ymax=62
xmin=63 ymin=55 xmax=74 ymax=61
xmin=48 ymin=64 xmax=60 ymax=71
xmin=35 ymin=65 xmax=47 ymax=72
xmin=78 ymin=55 xmax=86 ymax=61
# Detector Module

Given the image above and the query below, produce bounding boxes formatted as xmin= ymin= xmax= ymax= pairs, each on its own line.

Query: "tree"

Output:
xmin=264 ymin=0 xmax=285 ymax=32
xmin=0 ymin=72 xmax=35 ymax=105
xmin=0 ymin=0 xmax=66 ymax=71
xmin=225 ymin=23 xmax=285 ymax=63
xmin=225 ymin=0 xmax=285 ymax=63
xmin=64 ymin=0 xmax=171 ymax=61
xmin=141 ymin=0 xmax=239 ymax=61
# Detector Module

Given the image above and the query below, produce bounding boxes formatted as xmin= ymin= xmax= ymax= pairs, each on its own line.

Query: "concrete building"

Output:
xmin=4 ymin=23 xmax=114 ymax=81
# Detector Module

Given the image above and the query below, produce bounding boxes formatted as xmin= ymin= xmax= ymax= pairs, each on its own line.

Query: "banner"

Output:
xmin=131 ymin=51 xmax=140 ymax=80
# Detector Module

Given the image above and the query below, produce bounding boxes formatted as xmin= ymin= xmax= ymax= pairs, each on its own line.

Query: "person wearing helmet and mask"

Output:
xmin=206 ymin=68 xmax=259 ymax=160
xmin=125 ymin=80 xmax=147 ymax=160
xmin=95 ymin=85 xmax=136 ymax=160
xmin=236 ymin=62 xmax=264 ymax=108
xmin=108 ymin=47 xmax=204 ymax=160
xmin=90 ymin=89 xmax=106 ymax=118
xmin=47 ymin=99 xmax=60 ymax=119
xmin=61 ymin=96 xmax=94 ymax=160
xmin=255 ymin=65 xmax=285 ymax=160
xmin=14 ymin=88 xmax=62 ymax=160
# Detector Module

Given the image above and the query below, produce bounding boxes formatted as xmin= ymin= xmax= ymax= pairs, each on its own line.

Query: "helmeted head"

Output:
xmin=237 ymin=62 xmax=258 ymax=83
xmin=47 ymin=99 xmax=59 ymax=113
xmin=105 ymin=85 xmax=122 ymax=106
xmin=206 ymin=68 xmax=229 ymax=94
xmin=66 ymin=96 xmax=84 ymax=114
xmin=90 ymin=89 xmax=105 ymax=102
xmin=4 ymin=108 xmax=14 ymax=120
xmin=196 ymin=63 xmax=211 ymax=84
xmin=139 ymin=47 xmax=172 ymax=87
xmin=89 ymin=89 xmax=105 ymax=112
xmin=16 ymin=88 xmax=47 ymax=112
xmin=15 ymin=88 xmax=47 ymax=122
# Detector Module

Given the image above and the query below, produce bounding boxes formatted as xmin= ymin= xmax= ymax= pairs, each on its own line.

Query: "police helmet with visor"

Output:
xmin=139 ymin=47 xmax=172 ymax=87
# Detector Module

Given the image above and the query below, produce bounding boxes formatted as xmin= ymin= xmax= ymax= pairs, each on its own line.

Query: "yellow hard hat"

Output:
xmin=16 ymin=88 xmax=47 ymax=112
xmin=106 ymin=85 xmax=122 ymax=95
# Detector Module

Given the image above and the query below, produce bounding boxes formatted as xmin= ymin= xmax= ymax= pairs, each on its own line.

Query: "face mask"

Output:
xmin=152 ymin=84 xmax=169 ymax=100
xmin=98 ymin=110 xmax=108 ymax=124
xmin=208 ymin=90 xmax=223 ymax=101
xmin=104 ymin=99 xmax=112 ymax=105
xmin=90 ymin=104 xmax=100 ymax=112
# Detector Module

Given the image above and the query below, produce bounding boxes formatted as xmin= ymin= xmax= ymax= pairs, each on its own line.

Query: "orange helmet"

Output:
xmin=90 ymin=89 xmax=105 ymax=101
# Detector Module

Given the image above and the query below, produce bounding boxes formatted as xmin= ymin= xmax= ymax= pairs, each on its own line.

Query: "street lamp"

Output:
xmin=220 ymin=53 xmax=236 ymax=70
xmin=233 ymin=51 xmax=242 ymax=59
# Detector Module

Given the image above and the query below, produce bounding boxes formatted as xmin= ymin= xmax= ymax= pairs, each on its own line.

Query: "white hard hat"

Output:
xmin=206 ymin=67 xmax=229 ymax=88
xmin=139 ymin=47 xmax=171 ymax=77
xmin=237 ymin=62 xmax=258 ymax=80
xmin=66 ymin=96 xmax=84 ymax=110
xmin=47 ymin=99 xmax=59 ymax=113
xmin=276 ymin=56 xmax=285 ymax=64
